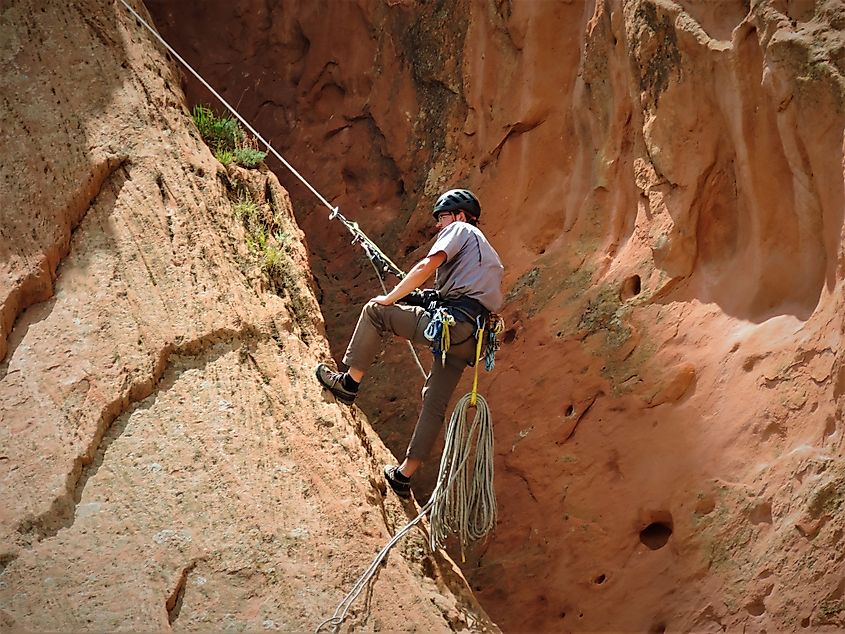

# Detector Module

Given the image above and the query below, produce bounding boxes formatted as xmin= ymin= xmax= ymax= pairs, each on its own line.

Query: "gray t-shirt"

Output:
xmin=427 ymin=221 xmax=504 ymax=312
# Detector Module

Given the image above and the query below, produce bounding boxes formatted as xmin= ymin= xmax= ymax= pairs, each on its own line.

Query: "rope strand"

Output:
xmin=118 ymin=0 xmax=336 ymax=213
xmin=115 ymin=5 xmax=496 ymax=628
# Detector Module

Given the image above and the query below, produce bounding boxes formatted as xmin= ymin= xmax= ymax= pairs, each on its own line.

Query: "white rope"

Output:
xmin=118 ymin=0 xmax=427 ymax=381
xmin=116 ymin=3 xmax=495 ymax=627
xmin=315 ymin=394 xmax=496 ymax=632
xmin=117 ymin=0 xmax=335 ymax=213
xmin=429 ymin=393 xmax=496 ymax=557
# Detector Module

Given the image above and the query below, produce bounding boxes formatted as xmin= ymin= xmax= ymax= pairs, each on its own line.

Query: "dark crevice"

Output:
xmin=480 ymin=119 xmax=546 ymax=172
xmin=166 ymin=560 xmax=198 ymax=624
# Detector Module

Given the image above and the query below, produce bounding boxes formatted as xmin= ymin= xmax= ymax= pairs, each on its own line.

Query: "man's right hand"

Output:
xmin=398 ymin=289 xmax=440 ymax=308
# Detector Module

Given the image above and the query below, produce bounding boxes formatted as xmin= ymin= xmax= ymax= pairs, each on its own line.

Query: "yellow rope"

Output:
xmin=470 ymin=323 xmax=485 ymax=406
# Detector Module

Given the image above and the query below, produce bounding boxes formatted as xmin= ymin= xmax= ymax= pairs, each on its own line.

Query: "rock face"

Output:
xmin=5 ymin=0 xmax=845 ymax=631
xmin=144 ymin=0 xmax=845 ymax=631
xmin=0 ymin=1 xmax=494 ymax=631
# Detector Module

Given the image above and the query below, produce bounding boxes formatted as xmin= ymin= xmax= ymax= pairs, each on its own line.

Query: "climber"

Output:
xmin=315 ymin=188 xmax=504 ymax=499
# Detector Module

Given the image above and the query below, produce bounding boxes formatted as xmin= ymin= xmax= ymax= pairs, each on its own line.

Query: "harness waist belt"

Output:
xmin=441 ymin=296 xmax=489 ymax=324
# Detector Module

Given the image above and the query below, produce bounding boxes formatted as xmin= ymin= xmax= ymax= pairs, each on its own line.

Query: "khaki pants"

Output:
xmin=342 ymin=301 xmax=477 ymax=461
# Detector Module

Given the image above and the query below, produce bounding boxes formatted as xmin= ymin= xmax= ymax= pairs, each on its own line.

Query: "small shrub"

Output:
xmin=192 ymin=105 xmax=243 ymax=150
xmin=247 ymin=224 xmax=268 ymax=253
xmin=272 ymin=231 xmax=291 ymax=251
xmin=234 ymin=147 xmax=267 ymax=168
xmin=233 ymin=196 xmax=259 ymax=222
xmin=193 ymin=105 xmax=266 ymax=169
xmin=263 ymin=244 xmax=284 ymax=274
xmin=214 ymin=148 xmax=234 ymax=165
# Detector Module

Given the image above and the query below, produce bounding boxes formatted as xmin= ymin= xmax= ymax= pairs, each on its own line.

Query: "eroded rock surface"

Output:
xmin=143 ymin=0 xmax=845 ymax=631
xmin=0 ymin=1 xmax=494 ymax=631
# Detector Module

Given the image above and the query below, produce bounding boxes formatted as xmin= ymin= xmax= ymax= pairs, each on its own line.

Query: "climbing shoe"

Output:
xmin=314 ymin=363 xmax=357 ymax=405
xmin=384 ymin=465 xmax=411 ymax=499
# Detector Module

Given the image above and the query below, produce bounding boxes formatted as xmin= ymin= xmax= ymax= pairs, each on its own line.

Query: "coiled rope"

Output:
xmin=316 ymin=333 xmax=496 ymax=633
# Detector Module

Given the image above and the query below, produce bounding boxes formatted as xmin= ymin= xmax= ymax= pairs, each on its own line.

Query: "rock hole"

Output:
xmin=750 ymin=501 xmax=773 ymax=525
xmin=745 ymin=599 xmax=765 ymax=616
xmin=640 ymin=520 xmax=672 ymax=550
xmin=649 ymin=624 xmax=666 ymax=634
xmin=503 ymin=328 xmax=517 ymax=343
xmin=620 ymin=275 xmax=642 ymax=300
xmin=565 ymin=404 xmax=575 ymax=417
xmin=801 ymin=616 xmax=811 ymax=627
xmin=593 ymin=573 xmax=606 ymax=585
xmin=558 ymin=611 xmax=566 ymax=619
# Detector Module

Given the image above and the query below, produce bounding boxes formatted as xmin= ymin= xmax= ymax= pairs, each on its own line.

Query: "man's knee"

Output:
xmin=362 ymin=300 xmax=385 ymax=325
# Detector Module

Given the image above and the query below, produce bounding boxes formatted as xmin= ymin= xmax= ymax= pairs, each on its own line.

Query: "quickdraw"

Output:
xmin=424 ymin=307 xmax=456 ymax=365
xmin=481 ymin=313 xmax=505 ymax=371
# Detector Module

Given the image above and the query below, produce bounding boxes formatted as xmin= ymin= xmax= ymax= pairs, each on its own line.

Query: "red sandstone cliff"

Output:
xmin=0 ymin=1 xmax=494 ymax=631
xmin=145 ymin=0 xmax=845 ymax=632
xmin=4 ymin=0 xmax=845 ymax=632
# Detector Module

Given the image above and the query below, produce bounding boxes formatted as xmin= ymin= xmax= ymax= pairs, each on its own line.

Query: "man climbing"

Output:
xmin=315 ymin=188 xmax=504 ymax=499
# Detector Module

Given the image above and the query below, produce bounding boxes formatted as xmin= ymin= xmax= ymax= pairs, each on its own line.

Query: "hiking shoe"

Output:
xmin=384 ymin=465 xmax=411 ymax=499
xmin=315 ymin=363 xmax=357 ymax=405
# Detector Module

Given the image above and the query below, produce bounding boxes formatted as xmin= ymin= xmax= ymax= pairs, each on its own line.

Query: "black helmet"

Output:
xmin=432 ymin=189 xmax=481 ymax=220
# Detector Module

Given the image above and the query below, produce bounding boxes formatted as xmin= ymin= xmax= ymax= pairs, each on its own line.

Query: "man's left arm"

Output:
xmin=373 ymin=251 xmax=447 ymax=305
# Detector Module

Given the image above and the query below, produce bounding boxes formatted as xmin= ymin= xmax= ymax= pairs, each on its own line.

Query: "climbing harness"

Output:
xmin=424 ymin=307 xmax=456 ymax=365
xmin=114 ymin=5 xmax=498 ymax=630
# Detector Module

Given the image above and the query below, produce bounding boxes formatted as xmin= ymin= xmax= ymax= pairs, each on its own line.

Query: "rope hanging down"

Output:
xmin=117 ymin=0 xmax=426 ymax=378
xmin=316 ymin=329 xmax=496 ymax=633
xmin=116 ymin=4 xmax=496 ymax=629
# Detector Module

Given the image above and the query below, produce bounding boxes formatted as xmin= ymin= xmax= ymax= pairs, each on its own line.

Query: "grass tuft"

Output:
xmin=192 ymin=105 xmax=266 ymax=169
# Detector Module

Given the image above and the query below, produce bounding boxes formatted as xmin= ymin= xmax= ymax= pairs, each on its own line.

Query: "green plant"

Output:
xmin=234 ymin=147 xmax=267 ymax=168
xmin=272 ymin=230 xmax=291 ymax=251
xmin=246 ymin=224 xmax=268 ymax=253
xmin=192 ymin=105 xmax=243 ymax=149
xmin=263 ymin=244 xmax=284 ymax=274
xmin=214 ymin=148 xmax=234 ymax=165
xmin=192 ymin=103 xmax=269 ymax=169
xmin=233 ymin=196 xmax=259 ymax=223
